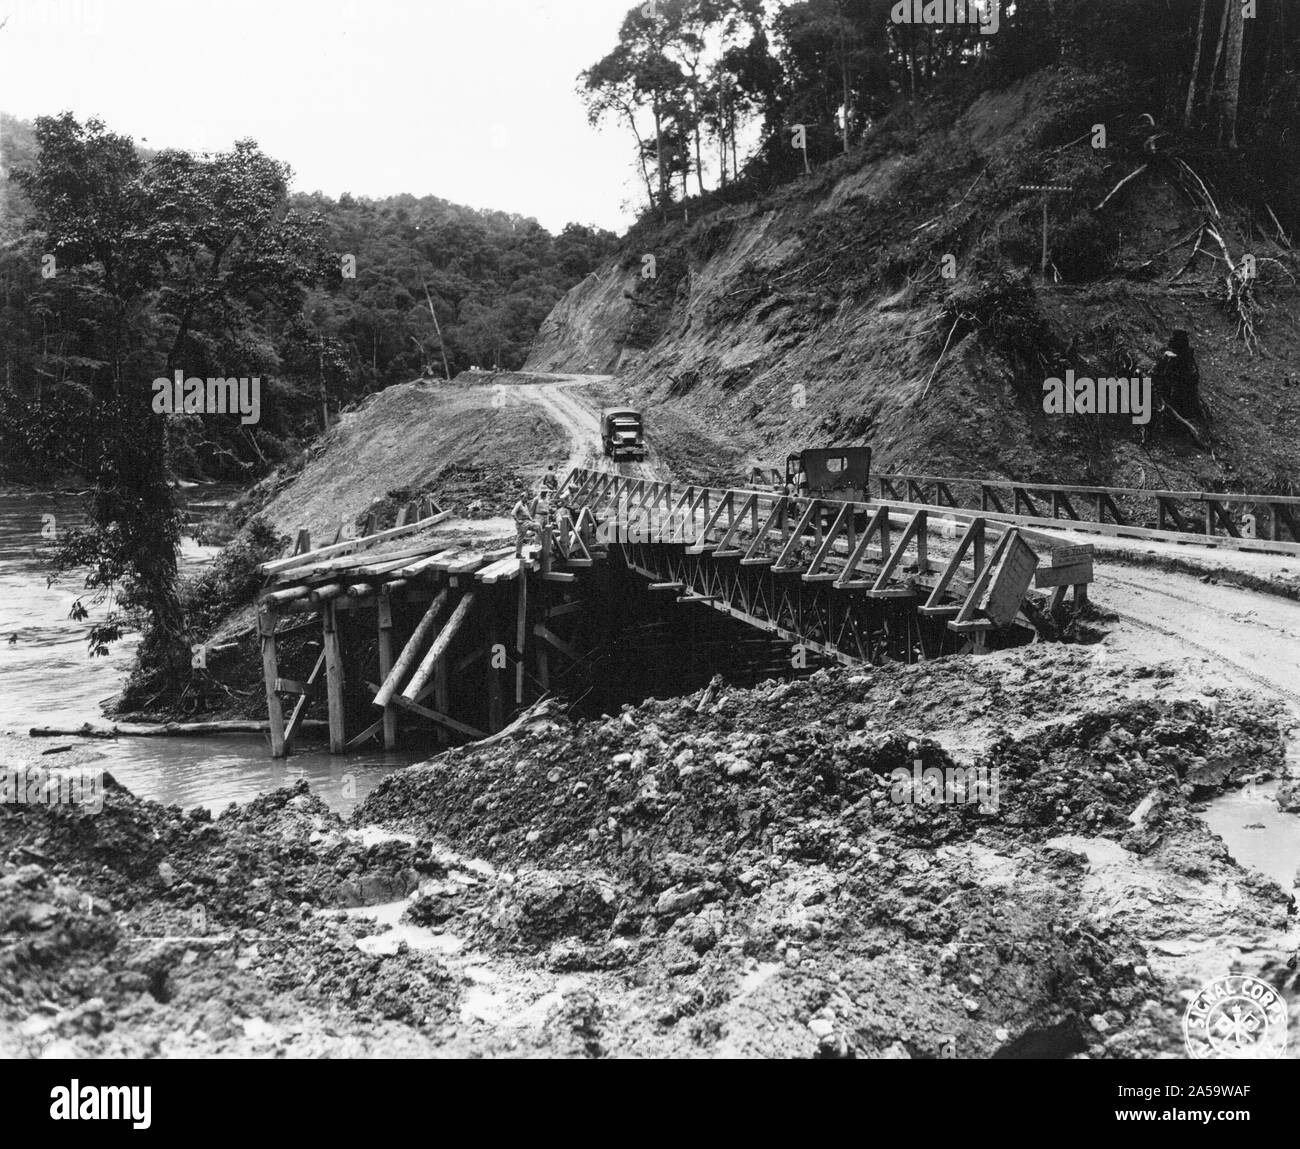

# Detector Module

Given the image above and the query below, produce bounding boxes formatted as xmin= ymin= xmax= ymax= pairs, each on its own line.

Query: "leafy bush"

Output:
xmin=180 ymin=517 xmax=285 ymax=640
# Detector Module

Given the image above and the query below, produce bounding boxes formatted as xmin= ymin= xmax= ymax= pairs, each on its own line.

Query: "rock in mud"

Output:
xmin=1276 ymin=779 xmax=1300 ymax=813
xmin=481 ymin=869 xmax=619 ymax=948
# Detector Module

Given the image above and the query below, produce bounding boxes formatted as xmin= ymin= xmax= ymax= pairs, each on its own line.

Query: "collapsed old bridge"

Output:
xmin=256 ymin=468 xmax=1093 ymax=757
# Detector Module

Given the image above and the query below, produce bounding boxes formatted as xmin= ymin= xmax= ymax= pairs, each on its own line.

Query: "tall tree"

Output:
xmin=1220 ymin=0 xmax=1247 ymax=147
xmin=14 ymin=115 xmax=182 ymax=679
xmin=1184 ymin=0 xmax=1209 ymax=126
xmin=579 ymin=43 xmax=658 ymax=209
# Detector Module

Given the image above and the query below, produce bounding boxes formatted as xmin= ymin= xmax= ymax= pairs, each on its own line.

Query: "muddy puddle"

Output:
xmin=1201 ymin=779 xmax=1300 ymax=892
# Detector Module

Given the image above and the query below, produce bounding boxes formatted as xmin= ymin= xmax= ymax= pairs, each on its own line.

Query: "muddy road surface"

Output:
xmin=487 ymin=371 xmax=668 ymax=481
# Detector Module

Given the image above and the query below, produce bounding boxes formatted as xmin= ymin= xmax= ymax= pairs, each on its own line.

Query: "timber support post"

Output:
xmin=259 ymin=609 xmax=287 ymax=758
xmin=434 ymin=654 xmax=450 ymax=747
xmin=377 ymin=590 xmax=397 ymax=749
xmin=515 ymin=573 xmax=527 ymax=706
xmin=323 ymin=601 xmax=345 ymax=753
xmin=487 ymin=612 xmax=505 ymax=731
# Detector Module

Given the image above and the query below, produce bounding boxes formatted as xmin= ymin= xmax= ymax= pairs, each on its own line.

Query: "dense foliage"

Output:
xmin=584 ymin=0 xmax=1300 ymax=231
xmin=0 ymin=112 xmax=617 ymax=486
xmin=0 ymin=111 xmax=614 ymax=679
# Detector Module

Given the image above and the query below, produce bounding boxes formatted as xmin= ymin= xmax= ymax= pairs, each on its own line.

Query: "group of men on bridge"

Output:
xmin=513 ymin=464 xmax=560 ymax=558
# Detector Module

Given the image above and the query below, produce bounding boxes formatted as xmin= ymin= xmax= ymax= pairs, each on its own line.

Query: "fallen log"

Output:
xmin=30 ymin=720 xmax=330 ymax=739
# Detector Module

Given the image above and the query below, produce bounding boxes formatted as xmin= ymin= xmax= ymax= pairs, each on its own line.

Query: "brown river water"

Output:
xmin=0 ymin=487 xmax=410 ymax=816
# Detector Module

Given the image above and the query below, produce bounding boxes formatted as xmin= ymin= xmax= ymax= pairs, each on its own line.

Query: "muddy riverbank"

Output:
xmin=3 ymin=641 xmax=1297 ymax=1058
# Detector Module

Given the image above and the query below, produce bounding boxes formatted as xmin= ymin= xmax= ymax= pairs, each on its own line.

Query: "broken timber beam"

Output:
xmin=259 ymin=509 xmax=454 ymax=576
xmin=283 ymin=649 xmax=327 ymax=753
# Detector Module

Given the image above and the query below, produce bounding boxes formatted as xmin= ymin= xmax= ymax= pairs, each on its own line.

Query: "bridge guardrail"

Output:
xmin=875 ymin=472 xmax=1300 ymax=554
xmin=556 ymin=467 xmax=1090 ymax=639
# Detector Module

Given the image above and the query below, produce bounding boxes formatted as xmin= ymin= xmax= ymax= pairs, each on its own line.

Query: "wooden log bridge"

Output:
xmin=254 ymin=473 xmax=1092 ymax=758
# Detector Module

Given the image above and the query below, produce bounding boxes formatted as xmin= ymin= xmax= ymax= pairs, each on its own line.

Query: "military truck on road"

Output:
xmin=783 ymin=446 xmax=872 ymax=501
xmin=601 ymin=408 xmax=646 ymax=461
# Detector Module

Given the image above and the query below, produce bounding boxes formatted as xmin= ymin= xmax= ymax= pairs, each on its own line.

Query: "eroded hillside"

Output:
xmin=527 ymin=69 xmax=1300 ymax=494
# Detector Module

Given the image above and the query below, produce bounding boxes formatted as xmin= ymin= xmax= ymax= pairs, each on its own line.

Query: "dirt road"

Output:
xmin=1096 ymin=563 xmax=1300 ymax=711
xmin=487 ymin=371 xmax=663 ymax=479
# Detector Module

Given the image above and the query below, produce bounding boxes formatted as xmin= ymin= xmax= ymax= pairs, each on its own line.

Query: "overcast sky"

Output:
xmin=0 ymin=0 xmax=645 ymax=234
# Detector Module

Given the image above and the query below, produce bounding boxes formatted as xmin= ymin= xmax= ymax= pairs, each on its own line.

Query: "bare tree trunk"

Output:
xmin=839 ymin=1 xmax=850 ymax=154
xmin=1183 ymin=0 xmax=1208 ymax=127
xmin=693 ymin=114 xmax=705 ymax=196
xmin=1220 ymin=0 xmax=1245 ymax=147
xmin=653 ymin=105 xmax=667 ymax=222
xmin=421 ymin=280 xmax=452 ymax=381
xmin=718 ymin=86 xmax=727 ymax=188
xmin=1205 ymin=0 xmax=1230 ymax=115
xmin=621 ymin=101 xmax=656 ymax=210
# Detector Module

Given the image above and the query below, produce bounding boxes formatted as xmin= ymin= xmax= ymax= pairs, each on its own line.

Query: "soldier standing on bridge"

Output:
xmin=513 ymin=489 xmax=541 ymax=558
xmin=542 ymin=464 xmax=558 ymax=494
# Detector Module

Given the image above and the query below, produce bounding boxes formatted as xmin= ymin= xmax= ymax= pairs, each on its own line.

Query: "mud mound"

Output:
xmin=2 ymin=778 xmax=447 ymax=924
xmin=5 ymin=647 xmax=1293 ymax=1057
xmin=360 ymin=670 xmax=1284 ymax=880
xmin=1 ymin=771 xmax=174 ymax=889
xmin=475 ymin=869 xmax=620 ymax=948
xmin=987 ymin=699 xmax=1287 ymax=843
xmin=0 ymin=864 xmax=119 ymax=1031
xmin=0 ymin=781 xmax=470 ymax=1057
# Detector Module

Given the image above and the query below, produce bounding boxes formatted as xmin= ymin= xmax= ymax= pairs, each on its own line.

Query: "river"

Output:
xmin=0 ymin=486 xmax=410 ymax=816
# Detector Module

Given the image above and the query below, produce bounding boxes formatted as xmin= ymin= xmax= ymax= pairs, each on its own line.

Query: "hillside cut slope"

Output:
xmin=526 ymin=70 xmax=1300 ymax=495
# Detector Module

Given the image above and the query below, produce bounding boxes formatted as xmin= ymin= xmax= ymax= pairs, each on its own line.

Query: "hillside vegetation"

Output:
xmin=0 ymin=112 xmax=616 ymax=486
xmin=532 ymin=70 xmax=1300 ymax=494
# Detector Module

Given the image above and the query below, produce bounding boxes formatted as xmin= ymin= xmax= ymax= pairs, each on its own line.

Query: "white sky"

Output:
xmin=0 ymin=0 xmax=647 ymax=233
